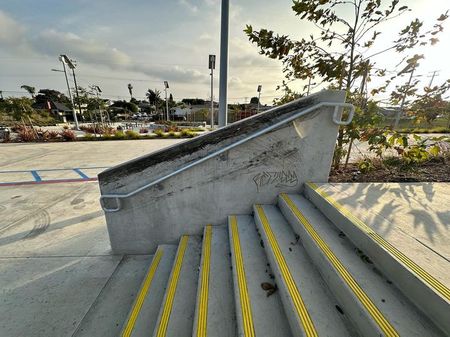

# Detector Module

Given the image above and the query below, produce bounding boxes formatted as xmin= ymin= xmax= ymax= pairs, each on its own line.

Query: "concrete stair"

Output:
xmin=119 ymin=188 xmax=448 ymax=337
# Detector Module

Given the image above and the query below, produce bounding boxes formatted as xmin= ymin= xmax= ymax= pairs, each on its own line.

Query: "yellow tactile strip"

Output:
xmin=307 ymin=182 xmax=450 ymax=302
xmin=196 ymin=225 xmax=212 ymax=337
xmin=255 ymin=205 xmax=318 ymax=337
xmin=155 ymin=236 xmax=189 ymax=337
xmin=230 ymin=216 xmax=256 ymax=337
xmin=281 ymin=194 xmax=399 ymax=337
xmin=121 ymin=248 xmax=164 ymax=337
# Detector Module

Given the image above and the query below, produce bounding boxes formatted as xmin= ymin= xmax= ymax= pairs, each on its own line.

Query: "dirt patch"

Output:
xmin=330 ymin=158 xmax=450 ymax=183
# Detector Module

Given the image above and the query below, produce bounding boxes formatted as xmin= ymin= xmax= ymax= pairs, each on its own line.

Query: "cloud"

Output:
xmin=0 ymin=10 xmax=34 ymax=54
xmin=32 ymin=29 xmax=132 ymax=68
xmin=179 ymin=0 xmax=199 ymax=13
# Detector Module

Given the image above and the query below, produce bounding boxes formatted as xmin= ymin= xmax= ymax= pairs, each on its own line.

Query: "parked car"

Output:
xmin=0 ymin=126 xmax=11 ymax=140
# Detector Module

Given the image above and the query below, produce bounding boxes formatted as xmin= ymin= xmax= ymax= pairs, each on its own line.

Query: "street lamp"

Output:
xmin=164 ymin=81 xmax=170 ymax=121
xmin=91 ymin=85 xmax=104 ymax=124
xmin=60 ymin=54 xmax=84 ymax=127
xmin=257 ymin=85 xmax=262 ymax=113
xmin=52 ymin=60 xmax=79 ymax=129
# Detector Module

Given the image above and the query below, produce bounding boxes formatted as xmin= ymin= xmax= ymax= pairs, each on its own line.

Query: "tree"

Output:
xmin=250 ymin=96 xmax=259 ymax=105
xmin=127 ymin=83 xmax=133 ymax=100
xmin=20 ymin=85 xmax=36 ymax=99
xmin=0 ymin=97 xmax=35 ymax=120
xmin=35 ymin=89 xmax=71 ymax=106
xmin=245 ymin=1 xmax=448 ymax=167
xmin=169 ymin=93 xmax=176 ymax=109
xmin=146 ymin=89 xmax=162 ymax=112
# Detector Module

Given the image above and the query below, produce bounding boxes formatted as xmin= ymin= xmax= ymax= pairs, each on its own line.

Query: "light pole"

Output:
xmin=53 ymin=57 xmax=79 ymax=129
xmin=91 ymin=85 xmax=103 ymax=124
xmin=60 ymin=55 xmax=84 ymax=125
xmin=257 ymin=85 xmax=262 ymax=113
xmin=218 ymin=0 xmax=229 ymax=127
xmin=209 ymin=55 xmax=216 ymax=128
xmin=164 ymin=81 xmax=170 ymax=121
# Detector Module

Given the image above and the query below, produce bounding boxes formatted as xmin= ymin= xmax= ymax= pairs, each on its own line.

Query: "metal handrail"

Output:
xmin=100 ymin=102 xmax=354 ymax=212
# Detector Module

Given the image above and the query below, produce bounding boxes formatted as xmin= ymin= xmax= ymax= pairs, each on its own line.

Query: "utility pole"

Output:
xmin=164 ymin=81 xmax=170 ymax=121
xmin=307 ymin=77 xmax=312 ymax=96
xmin=394 ymin=64 xmax=417 ymax=129
xmin=57 ymin=56 xmax=79 ymax=129
xmin=209 ymin=55 xmax=216 ymax=129
xmin=428 ymin=70 xmax=439 ymax=88
xmin=218 ymin=0 xmax=229 ymax=127
xmin=257 ymin=85 xmax=262 ymax=113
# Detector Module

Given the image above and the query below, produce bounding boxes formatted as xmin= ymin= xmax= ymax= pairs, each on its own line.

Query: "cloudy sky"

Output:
xmin=0 ymin=0 xmax=449 ymax=104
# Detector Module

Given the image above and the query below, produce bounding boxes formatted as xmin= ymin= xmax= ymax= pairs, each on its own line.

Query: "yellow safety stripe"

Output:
xmin=155 ymin=236 xmax=189 ymax=337
xmin=255 ymin=206 xmax=318 ymax=337
xmin=121 ymin=248 xmax=164 ymax=337
xmin=307 ymin=182 xmax=450 ymax=302
xmin=196 ymin=225 xmax=212 ymax=337
xmin=281 ymin=194 xmax=399 ymax=337
xmin=230 ymin=216 xmax=256 ymax=337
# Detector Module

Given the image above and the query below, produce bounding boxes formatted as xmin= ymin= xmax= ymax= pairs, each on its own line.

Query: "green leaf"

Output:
xmin=429 ymin=145 xmax=440 ymax=156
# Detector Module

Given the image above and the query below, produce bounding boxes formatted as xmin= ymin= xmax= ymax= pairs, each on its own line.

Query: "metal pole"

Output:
xmin=71 ymin=68 xmax=84 ymax=123
xmin=257 ymin=91 xmax=261 ymax=113
xmin=429 ymin=70 xmax=437 ymax=88
xmin=394 ymin=65 xmax=416 ymax=129
xmin=211 ymin=68 xmax=214 ymax=128
xmin=307 ymin=77 xmax=312 ymax=96
xmin=218 ymin=0 xmax=229 ymax=127
xmin=60 ymin=60 xmax=79 ymax=129
xmin=165 ymin=88 xmax=169 ymax=121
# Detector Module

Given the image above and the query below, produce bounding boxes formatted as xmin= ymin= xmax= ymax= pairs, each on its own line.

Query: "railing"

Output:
xmin=100 ymin=102 xmax=354 ymax=212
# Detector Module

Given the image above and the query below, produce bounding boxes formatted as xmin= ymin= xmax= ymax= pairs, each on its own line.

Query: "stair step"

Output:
xmin=304 ymin=182 xmax=450 ymax=335
xmin=192 ymin=225 xmax=236 ymax=337
xmin=228 ymin=215 xmax=292 ymax=337
xmin=120 ymin=245 xmax=177 ymax=337
xmin=279 ymin=193 xmax=448 ymax=337
xmin=152 ymin=236 xmax=202 ymax=337
xmin=253 ymin=204 xmax=354 ymax=337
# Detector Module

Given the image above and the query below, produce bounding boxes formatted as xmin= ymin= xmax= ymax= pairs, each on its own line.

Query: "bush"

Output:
xmin=60 ymin=129 xmax=77 ymax=141
xmin=114 ymin=131 xmax=125 ymax=140
xmin=180 ymin=129 xmax=190 ymax=137
xmin=83 ymin=133 xmax=95 ymax=141
xmin=154 ymin=129 xmax=164 ymax=137
xmin=47 ymin=130 xmax=59 ymax=140
xmin=168 ymin=131 xmax=176 ymax=137
xmin=18 ymin=128 xmax=37 ymax=142
xmin=125 ymin=130 xmax=140 ymax=139
xmin=139 ymin=128 xmax=149 ymax=134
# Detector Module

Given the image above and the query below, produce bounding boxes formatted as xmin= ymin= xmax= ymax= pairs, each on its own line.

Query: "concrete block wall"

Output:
xmin=98 ymin=90 xmax=346 ymax=254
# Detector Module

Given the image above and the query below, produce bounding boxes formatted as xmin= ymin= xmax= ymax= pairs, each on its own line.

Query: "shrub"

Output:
xmin=168 ymin=131 xmax=176 ymax=137
xmin=139 ymin=127 xmax=149 ymax=134
xmin=18 ymin=128 xmax=37 ymax=142
xmin=154 ymin=129 xmax=164 ymax=137
xmin=114 ymin=131 xmax=125 ymax=140
xmin=60 ymin=129 xmax=77 ymax=141
xmin=358 ymin=159 xmax=374 ymax=173
xmin=125 ymin=130 xmax=140 ymax=139
xmin=47 ymin=130 xmax=59 ymax=140
xmin=180 ymin=129 xmax=190 ymax=137
xmin=63 ymin=125 xmax=69 ymax=130
xmin=83 ymin=133 xmax=95 ymax=141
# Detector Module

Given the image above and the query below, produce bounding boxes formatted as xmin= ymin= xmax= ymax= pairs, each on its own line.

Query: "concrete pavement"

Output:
xmin=0 ymin=139 xmax=183 ymax=337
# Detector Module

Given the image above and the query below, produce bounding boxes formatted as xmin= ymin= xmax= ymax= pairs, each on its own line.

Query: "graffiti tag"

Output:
xmin=253 ymin=170 xmax=298 ymax=192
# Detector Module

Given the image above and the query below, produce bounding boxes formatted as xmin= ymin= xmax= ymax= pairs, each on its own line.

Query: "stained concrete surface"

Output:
xmin=0 ymin=139 xmax=182 ymax=337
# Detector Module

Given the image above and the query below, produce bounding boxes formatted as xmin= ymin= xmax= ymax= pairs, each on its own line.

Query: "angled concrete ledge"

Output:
xmin=99 ymin=90 xmax=347 ymax=254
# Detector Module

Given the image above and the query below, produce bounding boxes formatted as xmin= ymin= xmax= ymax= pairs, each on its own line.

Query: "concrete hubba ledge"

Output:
xmin=99 ymin=90 xmax=347 ymax=254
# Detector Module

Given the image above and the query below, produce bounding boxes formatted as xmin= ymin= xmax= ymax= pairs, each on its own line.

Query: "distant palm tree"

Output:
xmin=146 ymin=89 xmax=162 ymax=113
xmin=127 ymin=83 xmax=133 ymax=100
xmin=20 ymin=85 xmax=36 ymax=98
